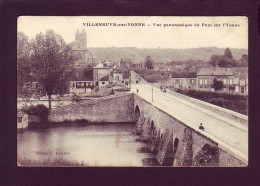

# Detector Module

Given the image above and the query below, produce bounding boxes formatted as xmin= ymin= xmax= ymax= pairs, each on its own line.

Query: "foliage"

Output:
xmin=72 ymin=94 xmax=81 ymax=102
xmin=211 ymin=79 xmax=224 ymax=91
xmin=83 ymin=67 xmax=94 ymax=80
xmin=24 ymin=104 xmax=49 ymax=122
xmin=209 ymin=54 xmax=237 ymax=67
xmin=208 ymin=48 xmax=247 ymax=67
xmin=224 ymin=47 xmax=233 ymax=59
xmin=30 ymin=30 xmax=73 ymax=109
xmin=17 ymin=32 xmax=33 ymax=98
xmin=144 ymin=55 xmax=154 ymax=69
xmin=174 ymin=89 xmax=248 ymax=115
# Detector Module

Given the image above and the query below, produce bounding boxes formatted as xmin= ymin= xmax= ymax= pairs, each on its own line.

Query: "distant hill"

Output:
xmin=87 ymin=47 xmax=248 ymax=63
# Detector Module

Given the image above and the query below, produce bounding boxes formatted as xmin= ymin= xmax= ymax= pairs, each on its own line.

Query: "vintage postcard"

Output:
xmin=17 ymin=16 xmax=248 ymax=167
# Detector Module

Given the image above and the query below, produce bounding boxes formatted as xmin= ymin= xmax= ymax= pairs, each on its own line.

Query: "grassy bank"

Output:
xmin=174 ymin=89 xmax=248 ymax=115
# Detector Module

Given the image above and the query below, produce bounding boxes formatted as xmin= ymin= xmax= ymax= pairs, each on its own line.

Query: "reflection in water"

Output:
xmin=17 ymin=123 xmax=158 ymax=167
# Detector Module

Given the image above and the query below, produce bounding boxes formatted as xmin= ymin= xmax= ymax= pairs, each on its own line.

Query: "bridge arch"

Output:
xmin=173 ymin=138 xmax=179 ymax=156
xmin=194 ymin=144 xmax=219 ymax=166
xmin=134 ymin=105 xmax=141 ymax=119
xmin=150 ymin=120 xmax=155 ymax=131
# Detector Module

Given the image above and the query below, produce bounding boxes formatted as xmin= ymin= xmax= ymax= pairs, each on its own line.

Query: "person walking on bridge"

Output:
xmin=199 ymin=123 xmax=205 ymax=131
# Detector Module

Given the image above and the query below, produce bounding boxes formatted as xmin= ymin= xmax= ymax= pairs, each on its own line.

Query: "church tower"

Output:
xmin=75 ymin=29 xmax=87 ymax=49
xmin=70 ymin=29 xmax=94 ymax=68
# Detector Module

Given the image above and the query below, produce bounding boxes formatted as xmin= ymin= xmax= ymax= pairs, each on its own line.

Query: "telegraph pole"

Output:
xmin=152 ymin=83 xmax=153 ymax=102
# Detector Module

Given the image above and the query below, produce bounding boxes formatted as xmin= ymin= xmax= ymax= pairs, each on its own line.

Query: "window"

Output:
xmin=205 ymin=79 xmax=208 ymax=84
xmin=199 ymin=79 xmax=203 ymax=85
xmin=241 ymin=87 xmax=245 ymax=94
xmin=224 ymin=79 xmax=227 ymax=85
xmin=18 ymin=117 xmax=22 ymax=123
xmin=240 ymin=78 xmax=246 ymax=85
xmin=229 ymin=79 xmax=233 ymax=84
xmin=235 ymin=85 xmax=239 ymax=92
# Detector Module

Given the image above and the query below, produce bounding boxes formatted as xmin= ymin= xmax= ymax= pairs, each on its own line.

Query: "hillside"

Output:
xmin=87 ymin=47 xmax=248 ymax=63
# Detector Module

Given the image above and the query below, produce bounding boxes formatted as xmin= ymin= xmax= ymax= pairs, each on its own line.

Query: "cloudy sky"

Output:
xmin=18 ymin=16 xmax=248 ymax=49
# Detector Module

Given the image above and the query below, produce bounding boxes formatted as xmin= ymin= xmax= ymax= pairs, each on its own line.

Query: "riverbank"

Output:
xmin=28 ymin=120 xmax=136 ymax=129
xmin=18 ymin=158 xmax=88 ymax=167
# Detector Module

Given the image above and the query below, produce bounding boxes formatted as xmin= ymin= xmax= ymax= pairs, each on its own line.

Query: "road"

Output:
xmin=131 ymin=83 xmax=248 ymax=162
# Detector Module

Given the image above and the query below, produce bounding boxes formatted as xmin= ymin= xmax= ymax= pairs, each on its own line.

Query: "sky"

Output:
xmin=18 ymin=16 xmax=248 ymax=49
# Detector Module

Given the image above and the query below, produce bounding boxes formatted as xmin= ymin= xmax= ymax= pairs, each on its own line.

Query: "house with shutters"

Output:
xmin=197 ymin=67 xmax=248 ymax=94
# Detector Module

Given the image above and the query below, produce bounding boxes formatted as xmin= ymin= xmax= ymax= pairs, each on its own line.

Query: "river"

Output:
xmin=17 ymin=123 xmax=158 ymax=167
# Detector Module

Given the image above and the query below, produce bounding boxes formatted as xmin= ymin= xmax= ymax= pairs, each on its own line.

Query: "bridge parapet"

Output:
xmin=170 ymin=90 xmax=247 ymax=128
xmin=151 ymin=83 xmax=248 ymax=128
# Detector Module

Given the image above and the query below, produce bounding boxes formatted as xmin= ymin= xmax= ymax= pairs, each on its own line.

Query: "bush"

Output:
xmin=175 ymin=89 xmax=248 ymax=115
xmin=72 ymin=94 xmax=81 ymax=102
xmin=24 ymin=104 xmax=49 ymax=123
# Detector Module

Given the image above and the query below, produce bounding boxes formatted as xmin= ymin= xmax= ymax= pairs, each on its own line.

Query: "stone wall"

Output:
xmin=49 ymin=93 xmax=135 ymax=123
xmin=134 ymin=94 xmax=246 ymax=167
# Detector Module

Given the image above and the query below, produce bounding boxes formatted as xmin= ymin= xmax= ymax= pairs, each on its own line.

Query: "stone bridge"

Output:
xmin=132 ymin=83 xmax=248 ymax=167
xmin=48 ymin=83 xmax=248 ymax=167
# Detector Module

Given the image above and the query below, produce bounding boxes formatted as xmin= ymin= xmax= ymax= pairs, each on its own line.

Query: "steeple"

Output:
xmin=75 ymin=29 xmax=87 ymax=49
xmin=75 ymin=29 xmax=79 ymax=41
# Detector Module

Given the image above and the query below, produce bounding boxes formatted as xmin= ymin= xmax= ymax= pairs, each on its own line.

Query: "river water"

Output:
xmin=17 ymin=123 xmax=158 ymax=167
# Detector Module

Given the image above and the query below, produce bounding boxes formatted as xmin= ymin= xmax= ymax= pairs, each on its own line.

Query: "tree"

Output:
xmin=83 ymin=66 xmax=93 ymax=80
xmin=209 ymin=54 xmax=236 ymax=67
xmin=211 ymin=79 xmax=224 ymax=92
xmin=17 ymin=32 xmax=33 ymax=98
xmin=30 ymin=30 xmax=73 ymax=110
xmin=224 ymin=48 xmax=233 ymax=59
xmin=144 ymin=55 xmax=154 ymax=69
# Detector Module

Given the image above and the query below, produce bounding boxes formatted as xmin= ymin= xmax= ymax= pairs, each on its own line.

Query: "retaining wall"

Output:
xmin=48 ymin=93 xmax=135 ymax=123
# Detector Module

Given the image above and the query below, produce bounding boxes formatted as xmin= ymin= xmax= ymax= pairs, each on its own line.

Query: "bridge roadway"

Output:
xmin=131 ymin=83 xmax=248 ymax=163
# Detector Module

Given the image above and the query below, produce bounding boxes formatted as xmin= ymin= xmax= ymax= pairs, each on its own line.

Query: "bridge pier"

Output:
xmin=135 ymin=112 xmax=144 ymax=134
xmin=156 ymin=129 xmax=174 ymax=166
xmin=179 ymin=128 xmax=193 ymax=166
xmin=140 ymin=118 xmax=151 ymax=142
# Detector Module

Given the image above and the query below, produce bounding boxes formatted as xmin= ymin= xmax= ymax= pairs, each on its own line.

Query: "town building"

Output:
xmin=98 ymin=75 xmax=110 ymax=88
xmin=110 ymin=61 xmax=131 ymax=86
xmin=130 ymin=70 xmax=145 ymax=84
xmin=197 ymin=67 xmax=248 ymax=94
xmin=93 ymin=62 xmax=113 ymax=88
xmin=158 ymin=76 xmax=197 ymax=90
xmin=17 ymin=112 xmax=28 ymax=131
xmin=70 ymin=68 xmax=94 ymax=95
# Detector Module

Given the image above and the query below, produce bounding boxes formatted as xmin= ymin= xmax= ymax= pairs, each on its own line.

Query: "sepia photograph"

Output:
xmin=17 ymin=16 xmax=248 ymax=167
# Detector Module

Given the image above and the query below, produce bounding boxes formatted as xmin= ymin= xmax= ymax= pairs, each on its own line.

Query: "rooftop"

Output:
xmin=71 ymin=68 xmax=93 ymax=81
xmin=99 ymin=75 xmax=109 ymax=81
xmin=94 ymin=63 xmax=111 ymax=69
xmin=197 ymin=67 xmax=248 ymax=76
